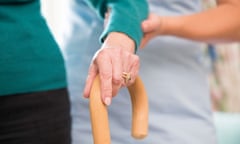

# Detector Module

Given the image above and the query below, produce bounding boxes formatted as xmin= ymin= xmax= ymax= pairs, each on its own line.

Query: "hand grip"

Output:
xmin=89 ymin=75 xmax=148 ymax=144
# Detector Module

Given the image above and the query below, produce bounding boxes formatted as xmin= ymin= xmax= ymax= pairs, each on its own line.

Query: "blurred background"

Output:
xmin=201 ymin=1 xmax=240 ymax=144
xmin=41 ymin=0 xmax=240 ymax=143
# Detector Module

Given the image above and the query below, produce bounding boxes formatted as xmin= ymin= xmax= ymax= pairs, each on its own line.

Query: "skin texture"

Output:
xmin=90 ymin=75 xmax=148 ymax=144
xmin=84 ymin=32 xmax=139 ymax=106
xmin=141 ymin=0 xmax=240 ymax=48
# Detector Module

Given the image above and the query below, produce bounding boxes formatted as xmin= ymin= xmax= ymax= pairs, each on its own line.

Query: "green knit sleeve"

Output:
xmin=0 ymin=0 xmax=34 ymax=3
xmin=86 ymin=0 xmax=148 ymax=52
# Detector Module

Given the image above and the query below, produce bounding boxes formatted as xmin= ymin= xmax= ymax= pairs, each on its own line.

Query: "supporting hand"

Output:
xmin=141 ymin=14 xmax=163 ymax=48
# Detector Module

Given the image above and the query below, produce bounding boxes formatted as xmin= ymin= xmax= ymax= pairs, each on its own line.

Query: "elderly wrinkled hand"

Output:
xmin=83 ymin=32 xmax=140 ymax=106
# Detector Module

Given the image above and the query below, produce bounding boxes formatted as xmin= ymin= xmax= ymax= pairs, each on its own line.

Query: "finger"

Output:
xmin=112 ymin=49 xmax=123 ymax=96
xmin=121 ymin=52 xmax=132 ymax=86
xmin=83 ymin=63 xmax=98 ymax=98
xmin=140 ymin=33 xmax=155 ymax=49
xmin=141 ymin=14 xmax=157 ymax=32
xmin=140 ymin=35 xmax=150 ymax=49
xmin=122 ymin=50 xmax=132 ymax=71
xmin=141 ymin=13 xmax=160 ymax=33
xmin=127 ymin=55 xmax=140 ymax=86
xmin=141 ymin=21 xmax=152 ymax=33
xmin=122 ymin=54 xmax=139 ymax=87
xmin=97 ymin=50 xmax=113 ymax=106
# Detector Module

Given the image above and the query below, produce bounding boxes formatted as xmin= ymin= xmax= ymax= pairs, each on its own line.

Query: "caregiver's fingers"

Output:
xmin=140 ymin=32 xmax=156 ymax=49
xmin=141 ymin=13 xmax=162 ymax=33
xmin=140 ymin=14 xmax=164 ymax=49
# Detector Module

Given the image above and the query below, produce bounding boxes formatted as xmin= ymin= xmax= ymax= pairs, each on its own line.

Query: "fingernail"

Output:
xmin=104 ymin=97 xmax=112 ymax=106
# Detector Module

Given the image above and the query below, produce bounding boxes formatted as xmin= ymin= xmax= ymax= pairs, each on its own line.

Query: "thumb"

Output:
xmin=141 ymin=13 xmax=160 ymax=33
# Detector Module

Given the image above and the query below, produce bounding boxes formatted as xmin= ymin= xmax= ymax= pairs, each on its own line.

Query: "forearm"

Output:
xmin=162 ymin=0 xmax=240 ymax=43
xmin=86 ymin=0 xmax=148 ymax=50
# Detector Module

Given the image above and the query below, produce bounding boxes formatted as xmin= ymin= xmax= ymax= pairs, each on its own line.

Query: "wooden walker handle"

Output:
xmin=89 ymin=75 xmax=148 ymax=144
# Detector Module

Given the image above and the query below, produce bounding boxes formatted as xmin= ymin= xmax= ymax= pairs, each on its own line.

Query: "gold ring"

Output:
xmin=122 ymin=72 xmax=131 ymax=84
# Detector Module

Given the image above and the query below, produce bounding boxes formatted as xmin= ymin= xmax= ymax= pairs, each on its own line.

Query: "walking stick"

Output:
xmin=90 ymin=75 xmax=148 ymax=144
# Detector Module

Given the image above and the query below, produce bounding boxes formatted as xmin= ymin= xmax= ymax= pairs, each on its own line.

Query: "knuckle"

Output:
xmin=100 ymin=71 xmax=112 ymax=81
xmin=131 ymin=56 xmax=140 ymax=67
xmin=97 ymin=50 xmax=107 ymax=59
xmin=102 ymin=88 xmax=112 ymax=97
xmin=133 ymin=55 xmax=140 ymax=62
xmin=112 ymin=77 xmax=122 ymax=85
